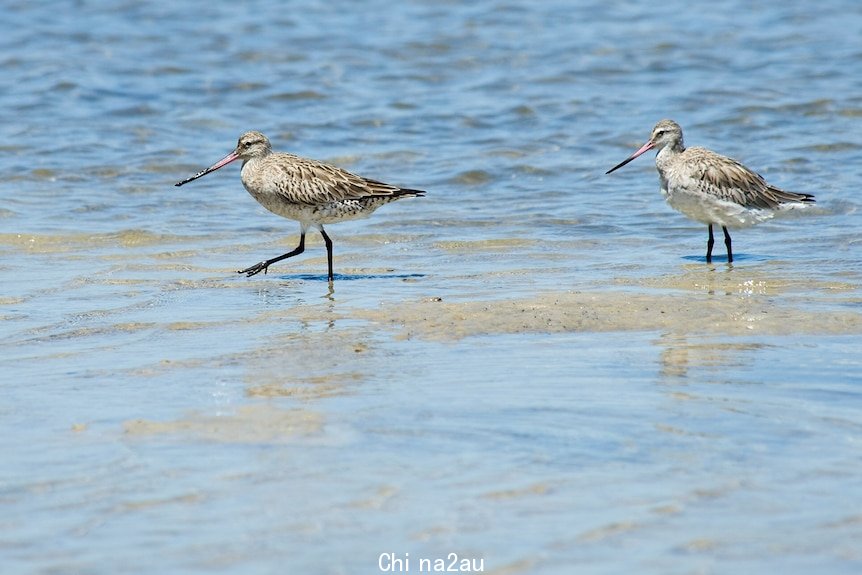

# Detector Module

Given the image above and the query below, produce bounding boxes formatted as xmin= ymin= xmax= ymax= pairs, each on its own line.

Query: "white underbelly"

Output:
xmin=662 ymin=186 xmax=773 ymax=228
xmin=249 ymin=191 xmax=379 ymax=226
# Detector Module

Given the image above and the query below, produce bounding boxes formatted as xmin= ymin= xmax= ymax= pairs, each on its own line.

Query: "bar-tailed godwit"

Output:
xmin=606 ymin=119 xmax=814 ymax=263
xmin=176 ymin=131 xmax=425 ymax=281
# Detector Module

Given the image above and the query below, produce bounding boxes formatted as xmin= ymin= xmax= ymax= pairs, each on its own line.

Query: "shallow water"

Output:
xmin=2 ymin=1 xmax=861 ymax=573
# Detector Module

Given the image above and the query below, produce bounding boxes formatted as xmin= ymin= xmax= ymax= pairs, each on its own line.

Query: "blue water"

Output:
xmin=2 ymin=1 xmax=861 ymax=573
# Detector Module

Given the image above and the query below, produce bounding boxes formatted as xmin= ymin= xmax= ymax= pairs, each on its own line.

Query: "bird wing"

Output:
xmin=254 ymin=153 xmax=414 ymax=205
xmin=682 ymin=147 xmax=811 ymax=209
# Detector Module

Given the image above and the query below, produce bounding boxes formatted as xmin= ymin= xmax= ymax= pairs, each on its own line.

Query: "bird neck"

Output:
xmin=240 ymin=156 xmax=264 ymax=182
xmin=655 ymin=141 xmax=683 ymax=171
xmin=241 ymin=154 xmax=265 ymax=169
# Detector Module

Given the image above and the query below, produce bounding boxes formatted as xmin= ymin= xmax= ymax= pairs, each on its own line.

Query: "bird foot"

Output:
xmin=238 ymin=261 xmax=269 ymax=277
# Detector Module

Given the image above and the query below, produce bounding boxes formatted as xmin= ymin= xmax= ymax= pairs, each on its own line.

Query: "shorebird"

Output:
xmin=605 ymin=119 xmax=814 ymax=263
xmin=176 ymin=131 xmax=425 ymax=281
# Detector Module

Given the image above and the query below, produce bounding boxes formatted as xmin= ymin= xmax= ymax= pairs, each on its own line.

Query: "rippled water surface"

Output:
xmin=2 ymin=1 xmax=861 ymax=573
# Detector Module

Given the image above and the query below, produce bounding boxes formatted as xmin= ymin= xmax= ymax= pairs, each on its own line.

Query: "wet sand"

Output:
xmin=266 ymin=263 xmax=862 ymax=341
xmin=124 ymin=405 xmax=324 ymax=443
xmin=355 ymin=287 xmax=860 ymax=341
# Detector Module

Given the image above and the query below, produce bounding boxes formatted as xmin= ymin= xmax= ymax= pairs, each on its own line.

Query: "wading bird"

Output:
xmin=176 ymin=131 xmax=424 ymax=281
xmin=606 ymin=119 xmax=814 ymax=263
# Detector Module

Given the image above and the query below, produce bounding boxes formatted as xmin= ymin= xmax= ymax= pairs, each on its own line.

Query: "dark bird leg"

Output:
xmin=706 ymin=224 xmax=715 ymax=263
xmin=722 ymin=226 xmax=733 ymax=263
xmin=239 ymin=232 xmax=306 ymax=277
xmin=320 ymin=227 xmax=334 ymax=282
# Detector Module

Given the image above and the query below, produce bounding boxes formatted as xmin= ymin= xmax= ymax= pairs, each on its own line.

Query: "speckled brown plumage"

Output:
xmin=606 ymin=119 xmax=814 ymax=263
xmin=176 ymin=131 xmax=424 ymax=281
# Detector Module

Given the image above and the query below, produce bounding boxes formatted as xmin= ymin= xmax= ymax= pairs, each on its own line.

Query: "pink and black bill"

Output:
xmin=605 ymin=141 xmax=655 ymax=175
xmin=175 ymin=150 xmax=240 ymax=187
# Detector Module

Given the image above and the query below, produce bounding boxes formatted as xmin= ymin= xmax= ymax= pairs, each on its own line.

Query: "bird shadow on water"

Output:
xmin=273 ymin=273 xmax=426 ymax=282
xmin=681 ymin=253 xmax=768 ymax=264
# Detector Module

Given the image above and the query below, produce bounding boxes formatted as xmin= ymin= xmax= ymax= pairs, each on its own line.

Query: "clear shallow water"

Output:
xmin=1 ymin=1 xmax=861 ymax=573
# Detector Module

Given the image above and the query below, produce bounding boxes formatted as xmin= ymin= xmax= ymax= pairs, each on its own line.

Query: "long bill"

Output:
xmin=175 ymin=150 xmax=240 ymax=187
xmin=605 ymin=141 xmax=655 ymax=175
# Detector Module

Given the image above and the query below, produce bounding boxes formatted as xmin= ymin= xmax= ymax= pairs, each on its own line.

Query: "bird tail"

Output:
xmin=771 ymin=186 xmax=815 ymax=205
xmin=394 ymin=187 xmax=426 ymax=198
